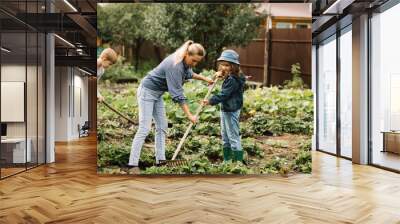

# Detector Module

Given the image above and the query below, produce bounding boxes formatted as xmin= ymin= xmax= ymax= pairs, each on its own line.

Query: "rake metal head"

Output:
xmin=158 ymin=159 xmax=189 ymax=168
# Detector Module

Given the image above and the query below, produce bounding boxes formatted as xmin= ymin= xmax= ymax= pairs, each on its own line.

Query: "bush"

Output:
xmin=101 ymin=58 xmax=158 ymax=82
xmin=101 ymin=58 xmax=138 ymax=82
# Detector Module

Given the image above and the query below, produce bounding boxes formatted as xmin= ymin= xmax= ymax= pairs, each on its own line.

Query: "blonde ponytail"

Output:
xmin=174 ymin=40 xmax=206 ymax=65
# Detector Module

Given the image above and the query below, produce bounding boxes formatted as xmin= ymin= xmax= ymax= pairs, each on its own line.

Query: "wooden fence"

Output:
xmin=233 ymin=28 xmax=311 ymax=87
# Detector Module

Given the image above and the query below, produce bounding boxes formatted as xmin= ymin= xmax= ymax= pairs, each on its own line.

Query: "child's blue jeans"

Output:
xmin=220 ymin=109 xmax=242 ymax=151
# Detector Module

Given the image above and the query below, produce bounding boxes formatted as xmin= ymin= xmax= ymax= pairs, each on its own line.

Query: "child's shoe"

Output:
xmin=223 ymin=147 xmax=232 ymax=162
xmin=232 ymin=150 xmax=243 ymax=163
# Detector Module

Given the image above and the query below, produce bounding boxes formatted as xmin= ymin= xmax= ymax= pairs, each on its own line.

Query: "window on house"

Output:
xmin=276 ymin=22 xmax=292 ymax=29
xmin=296 ymin=23 xmax=309 ymax=29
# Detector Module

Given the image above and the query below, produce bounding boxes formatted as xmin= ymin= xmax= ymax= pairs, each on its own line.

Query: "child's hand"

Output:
xmin=215 ymin=71 xmax=224 ymax=79
xmin=201 ymin=100 xmax=209 ymax=106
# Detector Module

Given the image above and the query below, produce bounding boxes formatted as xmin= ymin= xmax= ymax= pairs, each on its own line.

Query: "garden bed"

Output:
xmin=97 ymin=71 xmax=313 ymax=175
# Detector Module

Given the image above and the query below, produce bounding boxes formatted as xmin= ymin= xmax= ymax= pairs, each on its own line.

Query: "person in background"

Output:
xmin=97 ymin=48 xmax=118 ymax=102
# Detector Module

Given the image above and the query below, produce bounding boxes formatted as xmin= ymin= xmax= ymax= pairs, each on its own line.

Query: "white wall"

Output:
xmin=55 ymin=66 xmax=69 ymax=141
xmin=73 ymin=72 xmax=89 ymax=137
xmin=255 ymin=3 xmax=312 ymax=18
xmin=1 ymin=65 xmax=29 ymax=138
xmin=55 ymin=67 xmax=89 ymax=141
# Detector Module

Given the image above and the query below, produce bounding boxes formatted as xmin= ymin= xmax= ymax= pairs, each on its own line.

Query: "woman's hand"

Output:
xmin=188 ymin=115 xmax=198 ymax=124
xmin=181 ymin=103 xmax=197 ymax=124
xmin=205 ymin=77 xmax=214 ymax=85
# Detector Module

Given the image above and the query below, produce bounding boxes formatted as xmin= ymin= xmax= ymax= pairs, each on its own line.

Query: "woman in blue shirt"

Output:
xmin=128 ymin=40 xmax=213 ymax=172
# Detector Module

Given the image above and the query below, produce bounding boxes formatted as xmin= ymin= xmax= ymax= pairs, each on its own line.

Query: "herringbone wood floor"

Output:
xmin=0 ymin=135 xmax=399 ymax=224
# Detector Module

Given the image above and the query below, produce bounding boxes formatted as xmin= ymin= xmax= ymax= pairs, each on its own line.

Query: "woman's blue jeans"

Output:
xmin=128 ymin=84 xmax=167 ymax=166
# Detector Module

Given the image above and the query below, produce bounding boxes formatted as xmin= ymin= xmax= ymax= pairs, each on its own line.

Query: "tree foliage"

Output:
xmin=98 ymin=4 xmax=264 ymax=69
xmin=144 ymin=4 xmax=263 ymax=68
xmin=97 ymin=4 xmax=148 ymax=69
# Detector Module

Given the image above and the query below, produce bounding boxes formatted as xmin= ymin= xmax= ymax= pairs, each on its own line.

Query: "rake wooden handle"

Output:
xmin=172 ymin=78 xmax=219 ymax=160
xmin=101 ymin=101 xmax=136 ymax=124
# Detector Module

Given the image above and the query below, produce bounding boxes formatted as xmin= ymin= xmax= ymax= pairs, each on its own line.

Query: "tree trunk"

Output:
xmin=154 ymin=45 xmax=162 ymax=63
xmin=214 ymin=46 xmax=223 ymax=71
xmin=263 ymin=15 xmax=271 ymax=87
xmin=127 ymin=45 xmax=133 ymax=65
xmin=134 ymin=39 xmax=143 ymax=71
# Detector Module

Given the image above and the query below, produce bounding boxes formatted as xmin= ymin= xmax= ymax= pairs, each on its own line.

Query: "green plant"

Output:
xmin=183 ymin=136 xmax=203 ymax=154
xmin=200 ymin=137 xmax=223 ymax=161
xmin=283 ymin=63 xmax=307 ymax=89
xmin=248 ymin=113 xmax=283 ymax=136
xmin=243 ymin=86 xmax=313 ymax=136
xmin=242 ymin=138 xmax=264 ymax=158
xmin=194 ymin=122 xmax=220 ymax=136
xmin=97 ymin=142 xmax=130 ymax=167
xmin=139 ymin=149 xmax=156 ymax=168
xmin=299 ymin=138 xmax=312 ymax=151
xmin=142 ymin=166 xmax=175 ymax=174
xmin=293 ymin=139 xmax=312 ymax=173
xmin=168 ymin=123 xmax=186 ymax=139
xmin=262 ymin=156 xmax=290 ymax=174
xmin=293 ymin=150 xmax=312 ymax=173
xmin=97 ymin=69 xmax=314 ymax=174
xmin=209 ymin=162 xmax=253 ymax=174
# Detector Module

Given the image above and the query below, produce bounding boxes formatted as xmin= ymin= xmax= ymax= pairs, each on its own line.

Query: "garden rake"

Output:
xmin=159 ymin=77 xmax=220 ymax=167
xmin=101 ymin=101 xmax=136 ymax=125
